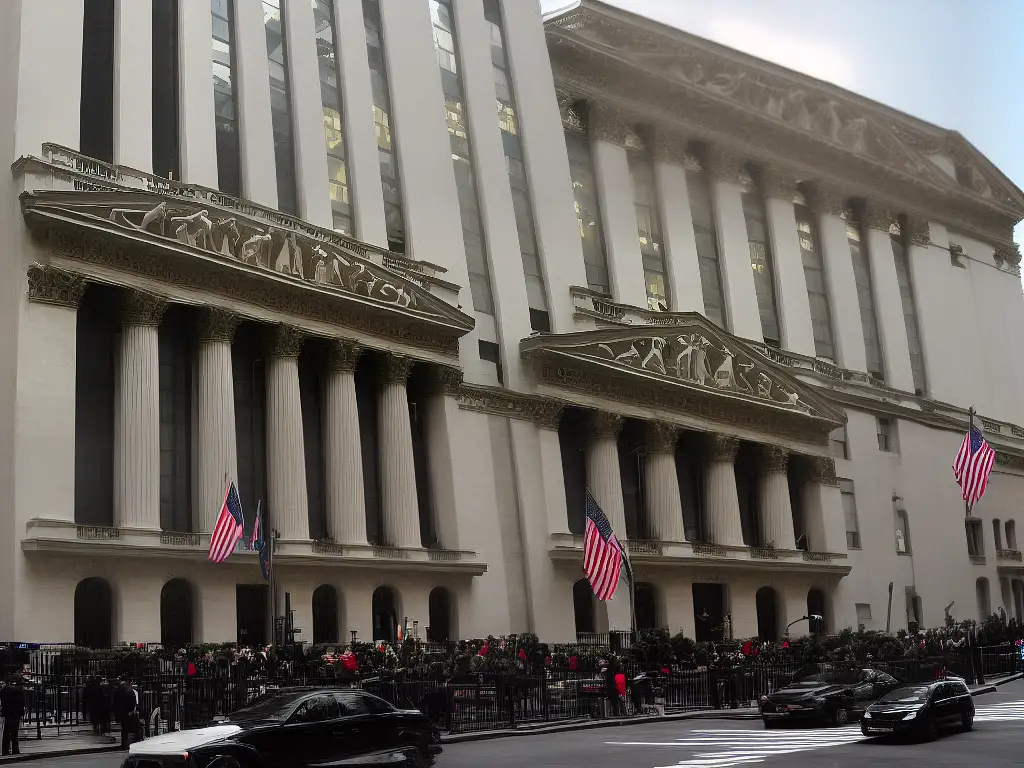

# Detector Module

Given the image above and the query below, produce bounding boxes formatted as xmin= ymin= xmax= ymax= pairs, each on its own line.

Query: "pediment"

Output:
xmin=521 ymin=317 xmax=846 ymax=431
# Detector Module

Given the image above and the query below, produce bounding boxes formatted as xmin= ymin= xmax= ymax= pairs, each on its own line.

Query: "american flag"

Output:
xmin=953 ymin=424 xmax=996 ymax=509
xmin=583 ymin=489 xmax=630 ymax=601
xmin=208 ymin=480 xmax=244 ymax=564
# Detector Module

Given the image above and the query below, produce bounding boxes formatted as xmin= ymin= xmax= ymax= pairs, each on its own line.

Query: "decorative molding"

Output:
xmin=120 ymin=289 xmax=167 ymax=327
xmin=646 ymin=421 xmax=681 ymax=454
xmin=803 ymin=183 xmax=849 ymax=217
xmin=435 ymin=366 xmax=464 ymax=397
xmin=758 ymin=167 xmax=799 ymax=201
xmin=378 ymin=353 xmax=415 ymax=386
xmin=805 ymin=455 xmax=839 ymax=486
xmin=326 ymin=339 xmax=362 ymax=373
xmin=996 ymin=453 xmax=1024 ymax=472
xmin=265 ymin=324 xmax=304 ymax=359
xmin=648 ymin=128 xmax=692 ymax=167
xmin=706 ymin=146 xmax=745 ymax=184
xmin=159 ymin=532 xmax=199 ymax=547
xmin=26 ymin=263 xmax=88 ymax=308
xmin=457 ymin=385 xmax=565 ymax=429
xmin=905 ymin=216 xmax=931 ymax=246
xmin=994 ymin=243 xmax=1022 ymax=269
xmin=196 ymin=307 xmax=240 ymax=344
xmin=760 ymin=444 xmax=789 ymax=472
xmin=589 ymin=101 xmax=632 ymax=146
xmin=862 ymin=202 xmax=894 ymax=231
xmin=589 ymin=409 xmax=625 ymax=441
xmin=557 ymin=90 xmax=587 ymax=136
xmin=77 ymin=525 xmax=121 ymax=540
xmin=706 ymin=434 xmax=740 ymax=462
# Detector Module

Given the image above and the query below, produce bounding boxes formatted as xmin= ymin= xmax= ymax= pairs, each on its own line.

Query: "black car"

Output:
xmin=121 ymin=687 xmax=442 ymax=768
xmin=759 ymin=664 xmax=901 ymax=727
xmin=861 ymin=678 xmax=974 ymax=740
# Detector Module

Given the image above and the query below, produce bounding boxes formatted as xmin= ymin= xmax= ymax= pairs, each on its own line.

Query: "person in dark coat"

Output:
xmin=112 ymin=679 xmax=138 ymax=751
xmin=1 ymin=675 xmax=26 ymax=756
xmin=604 ymin=657 xmax=623 ymax=717
xmin=83 ymin=676 xmax=103 ymax=735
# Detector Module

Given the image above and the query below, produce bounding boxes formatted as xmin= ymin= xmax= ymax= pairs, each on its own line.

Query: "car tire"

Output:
xmin=833 ymin=708 xmax=850 ymax=726
xmin=763 ymin=720 xmax=778 ymax=730
xmin=962 ymin=711 xmax=974 ymax=731
xmin=206 ymin=758 xmax=242 ymax=768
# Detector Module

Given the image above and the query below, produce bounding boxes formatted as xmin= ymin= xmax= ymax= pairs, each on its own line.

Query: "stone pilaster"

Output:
xmin=757 ymin=444 xmax=796 ymax=550
xmin=323 ymin=339 xmax=367 ymax=545
xmin=114 ymin=290 xmax=166 ymax=530
xmin=703 ymin=434 xmax=744 ymax=547
xmin=195 ymin=308 xmax=240 ymax=532
xmin=377 ymin=353 xmax=421 ymax=549
xmin=265 ymin=325 xmax=309 ymax=541
xmin=586 ymin=410 xmax=627 ymax=538
xmin=644 ymin=422 xmax=686 ymax=542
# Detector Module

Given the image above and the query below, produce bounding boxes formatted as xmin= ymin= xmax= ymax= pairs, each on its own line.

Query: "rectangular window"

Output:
xmin=312 ymin=0 xmax=352 ymax=234
xmin=891 ymin=230 xmax=927 ymax=394
xmin=855 ymin=602 xmax=872 ymax=632
xmin=152 ymin=0 xmax=180 ymax=180
xmin=846 ymin=219 xmax=885 ymax=379
xmin=565 ymin=130 xmax=609 ymax=295
xmin=686 ymin=168 xmax=726 ymax=328
xmin=478 ymin=340 xmax=503 ymax=386
xmin=794 ymin=204 xmax=835 ymax=360
xmin=829 ymin=426 xmax=848 ymax=460
xmin=263 ymin=0 xmax=297 ymax=214
xmin=840 ymin=479 xmax=860 ymax=549
xmin=211 ymin=0 xmax=241 ymax=196
xmin=628 ymin=151 xmax=669 ymax=312
xmin=740 ymin=175 xmax=781 ymax=345
xmin=363 ymin=0 xmax=405 ymax=252
xmin=430 ymin=0 xmax=494 ymax=314
xmin=876 ymin=417 xmax=897 ymax=452
xmin=966 ymin=518 xmax=984 ymax=557
xmin=483 ymin=0 xmax=548 ymax=329
xmin=80 ymin=0 xmax=115 ymax=164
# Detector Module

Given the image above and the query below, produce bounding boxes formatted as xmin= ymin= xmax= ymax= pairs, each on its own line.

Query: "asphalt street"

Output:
xmin=42 ymin=679 xmax=1024 ymax=768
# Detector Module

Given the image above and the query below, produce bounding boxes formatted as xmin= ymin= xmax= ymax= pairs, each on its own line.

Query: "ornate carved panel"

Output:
xmin=120 ymin=289 xmax=167 ymax=327
xmin=26 ymin=263 xmax=88 ymax=308
xmin=326 ymin=339 xmax=362 ymax=373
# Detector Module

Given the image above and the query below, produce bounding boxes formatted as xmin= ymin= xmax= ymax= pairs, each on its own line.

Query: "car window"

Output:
xmin=289 ymin=694 xmax=341 ymax=724
xmin=953 ymin=681 xmax=969 ymax=696
xmin=878 ymin=685 xmax=930 ymax=703
xmin=336 ymin=692 xmax=394 ymax=716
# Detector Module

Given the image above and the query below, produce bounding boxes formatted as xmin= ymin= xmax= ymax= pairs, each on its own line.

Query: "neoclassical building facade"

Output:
xmin=0 ymin=0 xmax=1022 ymax=648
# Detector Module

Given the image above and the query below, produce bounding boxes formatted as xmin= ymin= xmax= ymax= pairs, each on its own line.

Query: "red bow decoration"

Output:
xmin=544 ymin=655 xmax=552 ymax=667
xmin=518 ymin=649 xmax=527 ymax=661
xmin=569 ymin=656 xmax=578 ymax=670
xmin=477 ymin=643 xmax=489 ymax=657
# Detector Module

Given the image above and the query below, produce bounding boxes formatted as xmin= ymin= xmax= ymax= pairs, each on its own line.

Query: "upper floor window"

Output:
xmin=263 ymin=0 xmax=297 ymax=214
xmin=876 ymin=417 xmax=897 ymax=453
xmin=628 ymin=150 xmax=668 ymax=311
xmin=794 ymin=200 xmax=835 ymax=360
xmin=891 ymin=223 xmax=927 ymax=394
xmin=740 ymin=171 xmax=780 ymax=345
xmin=211 ymin=0 xmax=241 ymax=196
xmin=840 ymin=479 xmax=860 ymax=549
xmin=81 ymin=0 xmax=115 ymax=164
xmin=993 ymin=518 xmax=1003 ymax=550
xmin=312 ymin=0 xmax=352 ymax=234
xmin=966 ymin=518 xmax=984 ymax=558
xmin=686 ymin=165 xmax=725 ymax=328
xmin=846 ymin=218 xmax=885 ymax=380
xmin=895 ymin=508 xmax=911 ymax=554
xmin=152 ymin=0 xmax=180 ymax=180
xmin=564 ymin=121 xmax=609 ymax=296
xmin=1007 ymin=520 xmax=1017 ymax=551
xmin=829 ymin=426 xmax=848 ymax=460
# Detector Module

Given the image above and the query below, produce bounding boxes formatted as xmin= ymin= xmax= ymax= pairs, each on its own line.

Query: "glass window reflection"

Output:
xmin=629 ymin=151 xmax=669 ymax=312
xmin=740 ymin=178 xmax=780 ymax=344
xmin=686 ymin=168 xmax=725 ymax=328
xmin=211 ymin=0 xmax=240 ymax=196
xmin=312 ymin=0 xmax=352 ymax=234
xmin=794 ymin=204 xmax=835 ymax=360
xmin=262 ymin=0 xmax=297 ymax=214
xmin=565 ymin=131 xmax=609 ymax=295
xmin=846 ymin=220 xmax=885 ymax=379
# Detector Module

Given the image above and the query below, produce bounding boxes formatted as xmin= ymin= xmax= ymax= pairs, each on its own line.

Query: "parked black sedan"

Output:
xmin=120 ymin=687 xmax=442 ymax=768
xmin=861 ymin=678 xmax=974 ymax=740
xmin=759 ymin=663 xmax=901 ymax=727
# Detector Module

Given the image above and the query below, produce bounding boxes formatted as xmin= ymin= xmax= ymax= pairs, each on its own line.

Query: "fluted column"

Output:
xmin=377 ymin=353 xmax=421 ymax=549
xmin=585 ymin=410 xmax=627 ymax=538
xmin=323 ymin=339 xmax=367 ymax=545
xmin=265 ymin=325 xmax=309 ymax=541
xmin=114 ymin=291 xmax=166 ymax=530
xmin=644 ymin=422 xmax=686 ymax=542
xmin=703 ymin=434 xmax=744 ymax=546
xmin=758 ymin=445 xmax=796 ymax=550
xmin=195 ymin=308 xmax=239 ymax=533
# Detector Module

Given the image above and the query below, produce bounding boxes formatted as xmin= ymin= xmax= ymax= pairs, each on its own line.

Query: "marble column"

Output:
xmin=703 ymin=434 xmax=744 ymax=547
xmin=585 ymin=410 xmax=627 ymax=539
xmin=758 ymin=444 xmax=796 ymax=550
xmin=195 ymin=308 xmax=239 ymax=533
xmin=265 ymin=325 xmax=309 ymax=541
xmin=377 ymin=353 xmax=421 ymax=549
xmin=644 ymin=422 xmax=686 ymax=542
xmin=114 ymin=291 xmax=166 ymax=530
xmin=801 ymin=455 xmax=846 ymax=553
xmin=323 ymin=339 xmax=367 ymax=545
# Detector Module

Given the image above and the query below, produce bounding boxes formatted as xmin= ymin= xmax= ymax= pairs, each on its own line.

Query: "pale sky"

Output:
xmin=541 ymin=0 xmax=1024 ymax=250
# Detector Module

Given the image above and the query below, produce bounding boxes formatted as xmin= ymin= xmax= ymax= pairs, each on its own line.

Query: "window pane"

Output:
xmin=565 ymin=132 xmax=609 ymax=295
xmin=687 ymin=170 xmax=725 ymax=328
xmin=312 ymin=0 xmax=352 ymax=234
xmin=891 ymin=235 xmax=927 ymax=393
xmin=629 ymin=152 xmax=669 ymax=311
xmin=263 ymin=0 xmax=297 ymax=214
xmin=211 ymin=0 xmax=241 ymax=196
xmin=741 ymin=184 xmax=780 ymax=343
xmin=794 ymin=205 xmax=835 ymax=359
xmin=847 ymin=221 xmax=884 ymax=379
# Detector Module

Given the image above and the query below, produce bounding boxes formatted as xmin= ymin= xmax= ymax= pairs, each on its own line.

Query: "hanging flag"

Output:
xmin=953 ymin=423 xmax=996 ymax=509
xmin=250 ymin=501 xmax=270 ymax=581
xmin=208 ymin=479 xmax=244 ymax=563
xmin=583 ymin=489 xmax=630 ymax=601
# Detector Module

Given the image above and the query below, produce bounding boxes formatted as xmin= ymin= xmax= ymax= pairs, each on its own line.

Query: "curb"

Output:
xmin=0 ymin=745 xmax=120 ymax=764
xmin=971 ymin=671 xmax=1022 ymax=696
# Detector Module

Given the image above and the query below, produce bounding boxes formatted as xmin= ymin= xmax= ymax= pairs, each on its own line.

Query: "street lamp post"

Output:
xmin=784 ymin=614 xmax=824 ymax=638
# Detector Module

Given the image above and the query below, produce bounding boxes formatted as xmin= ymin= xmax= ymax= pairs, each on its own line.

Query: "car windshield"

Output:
xmin=878 ymin=686 xmax=930 ymax=703
xmin=791 ymin=664 xmax=862 ymax=684
xmin=225 ymin=692 xmax=303 ymax=722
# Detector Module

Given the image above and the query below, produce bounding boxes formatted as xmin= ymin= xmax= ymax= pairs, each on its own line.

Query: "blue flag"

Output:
xmin=250 ymin=502 xmax=270 ymax=581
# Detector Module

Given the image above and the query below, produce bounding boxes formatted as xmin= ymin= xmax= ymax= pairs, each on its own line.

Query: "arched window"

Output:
xmin=634 ymin=583 xmax=659 ymax=630
xmin=428 ymin=587 xmax=454 ymax=642
xmin=312 ymin=585 xmax=339 ymax=644
xmin=895 ymin=509 xmax=911 ymax=553
xmin=807 ymin=588 xmax=827 ymax=634
xmin=75 ymin=578 xmax=113 ymax=649
xmin=160 ymin=579 xmax=193 ymax=648
xmin=573 ymin=578 xmax=595 ymax=636
xmin=993 ymin=519 xmax=1003 ymax=551
xmin=372 ymin=586 xmax=399 ymax=643
xmin=755 ymin=587 xmax=779 ymax=641
xmin=976 ymin=577 xmax=992 ymax=621
xmin=1006 ymin=520 xmax=1017 ymax=551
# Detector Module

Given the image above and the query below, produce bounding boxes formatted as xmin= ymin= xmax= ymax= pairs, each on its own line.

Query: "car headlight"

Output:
xmin=863 ymin=711 xmax=872 ymax=719
xmin=902 ymin=709 xmax=918 ymax=720
xmin=759 ymin=695 xmax=768 ymax=704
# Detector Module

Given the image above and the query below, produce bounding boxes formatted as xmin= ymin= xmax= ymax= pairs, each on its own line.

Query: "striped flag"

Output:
xmin=208 ymin=479 xmax=244 ymax=564
xmin=953 ymin=424 xmax=996 ymax=509
xmin=583 ymin=489 xmax=629 ymax=601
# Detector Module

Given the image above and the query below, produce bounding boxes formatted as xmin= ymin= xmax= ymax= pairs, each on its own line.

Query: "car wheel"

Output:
xmin=962 ymin=711 xmax=974 ymax=731
xmin=206 ymin=758 xmax=242 ymax=768
xmin=833 ymin=708 xmax=850 ymax=726
xmin=763 ymin=720 xmax=778 ymax=730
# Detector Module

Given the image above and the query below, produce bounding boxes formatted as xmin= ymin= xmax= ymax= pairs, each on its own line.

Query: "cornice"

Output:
xmin=457 ymin=385 xmax=565 ymax=429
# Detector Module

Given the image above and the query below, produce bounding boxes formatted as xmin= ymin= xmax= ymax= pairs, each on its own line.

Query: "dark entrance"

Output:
xmin=755 ymin=587 xmax=779 ymax=641
xmin=572 ymin=578 xmax=596 ymax=635
xmin=807 ymin=588 xmax=827 ymax=634
xmin=372 ymin=586 xmax=398 ymax=643
xmin=428 ymin=587 xmax=453 ymax=642
xmin=312 ymin=585 xmax=339 ymax=644
xmin=74 ymin=578 xmax=113 ymax=649
xmin=692 ymin=583 xmax=726 ymax=642
xmin=160 ymin=579 xmax=193 ymax=648
xmin=635 ymin=583 xmax=658 ymax=630
xmin=236 ymin=584 xmax=268 ymax=646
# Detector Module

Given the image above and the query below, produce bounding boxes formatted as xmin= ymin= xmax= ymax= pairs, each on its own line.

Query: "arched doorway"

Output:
xmin=372 ymin=586 xmax=399 ymax=642
xmin=75 ymin=578 xmax=113 ymax=649
xmin=755 ymin=587 xmax=779 ymax=641
xmin=807 ymin=588 xmax=827 ymax=634
xmin=635 ymin=583 xmax=659 ymax=630
xmin=573 ymin=578 xmax=596 ymax=636
xmin=160 ymin=579 xmax=193 ymax=648
xmin=312 ymin=585 xmax=339 ymax=644
xmin=428 ymin=587 xmax=453 ymax=642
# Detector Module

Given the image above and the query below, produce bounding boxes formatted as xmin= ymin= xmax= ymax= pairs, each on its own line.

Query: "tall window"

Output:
xmin=211 ymin=0 xmax=241 ymax=196
xmin=80 ymin=0 xmax=115 ymax=163
xmin=687 ymin=166 xmax=726 ymax=328
xmin=430 ymin=0 xmax=494 ymax=314
xmin=263 ymin=0 xmax=297 ymax=214
xmin=312 ymin=0 xmax=352 ymax=234
xmin=363 ymin=0 xmax=406 ymax=253
xmin=846 ymin=218 xmax=885 ymax=379
xmin=891 ymin=223 xmax=927 ymax=393
xmin=840 ymin=479 xmax=860 ymax=549
xmin=483 ymin=0 xmax=548 ymax=331
xmin=153 ymin=0 xmax=180 ymax=180
xmin=794 ymin=201 xmax=835 ymax=360
xmin=740 ymin=172 xmax=780 ymax=345
xmin=829 ymin=426 xmax=848 ymax=460
xmin=564 ymin=124 xmax=609 ymax=296
xmin=629 ymin=151 xmax=668 ymax=311
xmin=966 ymin=518 xmax=984 ymax=558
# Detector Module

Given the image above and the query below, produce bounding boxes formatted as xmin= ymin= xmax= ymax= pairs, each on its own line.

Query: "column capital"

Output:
xmin=994 ymin=243 xmax=1022 ymax=269
xmin=378 ymin=353 xmax=415 ymax=385
xmin=760 ymin=444 xmax=790 ymax=473
xmin=805 ymin=455 xmax=839 ymax=486
xmin=120 ymin=289 xmax=167 ymax=327
xmin=804 ymin=182 xmax=849 ymax=217
xmin=649 ymin=128 xmax=700 ymax=169
xmin=557 ymin=90 xmax=586 ymax=137
xmin=758 ymin=166 xmax=799 ymax=201
xmin=705 ymin=433 xmax=739 ymax=462
xmin=26 ymin=264 xmax=88 ymax=308
xmin=705 ymin=146 xmax=747 ymax=184
xmin=327 ymin=338 xmax=362 ymax=372
xmin=904 ymin=215 xmax=931 ymax=247
xmin=862 ymin=201 xmax=895 ymax=232
xmin=588 ymin=410 xmax=624 ymax=441
xmin=532 ymin=402 xmax=565 ymax=431
xmin=196 ymin=307 xmax=240 ymax=343
xmin=646 ymin=422 xmax=681 ymax=454
xmin=588 ymin=102 xmax=631 ymax=146
xmin=266 ymin=324 xmax=304 ymax=358
xmin=431 ymin=365 xmax=464 ymax=396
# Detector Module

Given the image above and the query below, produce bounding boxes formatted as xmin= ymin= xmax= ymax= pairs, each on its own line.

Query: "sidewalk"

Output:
xmin=0 ymin=733 xmax=118 ymax=764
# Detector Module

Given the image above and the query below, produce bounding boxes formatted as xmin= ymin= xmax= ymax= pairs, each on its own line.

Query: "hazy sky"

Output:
xmin=541 ymin=0 xmax=1024 ymax=249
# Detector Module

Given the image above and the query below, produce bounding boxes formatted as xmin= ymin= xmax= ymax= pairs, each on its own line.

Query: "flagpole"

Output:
xmin=966 ymin=407 xmax=975 ymax=518
xmin=269 ymin=527 xmax=277 ymax=646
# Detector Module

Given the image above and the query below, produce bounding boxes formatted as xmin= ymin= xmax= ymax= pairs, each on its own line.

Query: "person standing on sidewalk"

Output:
xmin=0 ymin=675 xmax=26 ymax=756
xmin=113 ymin=678 xmax=138 ymax=751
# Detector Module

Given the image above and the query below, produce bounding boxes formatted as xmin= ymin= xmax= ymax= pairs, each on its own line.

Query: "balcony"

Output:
xmin=997 ymin=549 xmax=1023 ymax=562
